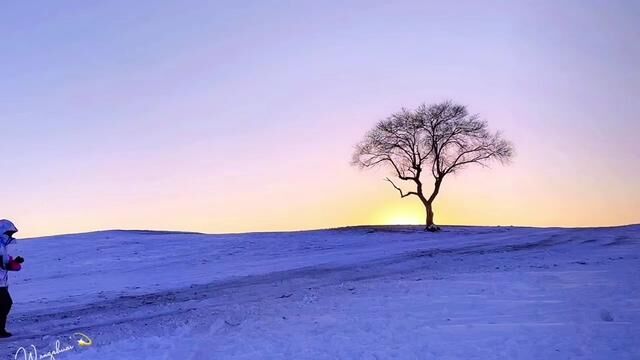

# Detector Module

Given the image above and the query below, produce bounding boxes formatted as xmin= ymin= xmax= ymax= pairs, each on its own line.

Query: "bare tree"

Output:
xmin=352 ymin=101 xmax=514 ymax=231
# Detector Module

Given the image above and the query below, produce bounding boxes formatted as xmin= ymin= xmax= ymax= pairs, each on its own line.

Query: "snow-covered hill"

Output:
xmin=2 ymin=225 xmax=639 ymax=359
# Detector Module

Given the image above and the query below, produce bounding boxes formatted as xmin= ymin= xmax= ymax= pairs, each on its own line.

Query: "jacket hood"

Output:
xmin=0 ymin=219 xmax=18 ymax=246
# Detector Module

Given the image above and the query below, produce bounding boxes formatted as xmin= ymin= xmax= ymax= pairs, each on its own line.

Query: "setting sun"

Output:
xmin=384 ymin=213 xmax=423 ymax=225
xmin=372 ymin=201 xmax=426 ymax=226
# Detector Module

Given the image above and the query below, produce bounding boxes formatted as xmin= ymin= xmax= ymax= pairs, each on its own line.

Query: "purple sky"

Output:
xmin=1 ymin=1 xmax=639 ymax=237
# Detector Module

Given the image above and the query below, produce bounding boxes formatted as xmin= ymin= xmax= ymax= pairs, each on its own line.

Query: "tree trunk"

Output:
xmin=424 ymin=202 xmax=439 ymax=231
xmin=425 ymin=202 xmax=434 ymax=227
xmin=424 ymin=178 xmax=443 ymax=232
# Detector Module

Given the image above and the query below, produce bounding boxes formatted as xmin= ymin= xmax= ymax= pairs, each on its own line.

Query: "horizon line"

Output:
xmin=19 ymin=222 xmax=640 ymax=240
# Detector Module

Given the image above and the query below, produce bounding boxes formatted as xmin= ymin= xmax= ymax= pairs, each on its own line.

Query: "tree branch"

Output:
xmin=385 ymin=178 xmax=419 ymax=198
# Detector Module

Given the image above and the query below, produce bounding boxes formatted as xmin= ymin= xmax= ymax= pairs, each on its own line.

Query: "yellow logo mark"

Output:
xmin=73 ymin=332 xmax=93 ymax=347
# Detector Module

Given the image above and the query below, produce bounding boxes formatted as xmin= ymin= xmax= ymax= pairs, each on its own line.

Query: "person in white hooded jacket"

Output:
xmin=0 ymin=219 xmax=23 ymax=338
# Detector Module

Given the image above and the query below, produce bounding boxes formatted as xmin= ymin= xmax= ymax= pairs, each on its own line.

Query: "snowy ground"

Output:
xmin=2 ymin=225 xmax=639 ymax=359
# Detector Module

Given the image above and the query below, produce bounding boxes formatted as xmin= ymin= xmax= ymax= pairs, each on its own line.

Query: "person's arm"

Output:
xmin=0 ymin=242 xmax=21 ymax=271
xmin=0 ymin=244 xmax=9 ymax=270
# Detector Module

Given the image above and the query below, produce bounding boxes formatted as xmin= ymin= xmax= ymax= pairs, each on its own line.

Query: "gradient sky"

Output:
xmin=1 ymin=1 xmax=639 ymax=238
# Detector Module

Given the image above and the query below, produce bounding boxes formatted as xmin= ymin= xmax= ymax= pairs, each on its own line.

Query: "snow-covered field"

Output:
xmin=2 ymin=225 xmax=639 ymax=359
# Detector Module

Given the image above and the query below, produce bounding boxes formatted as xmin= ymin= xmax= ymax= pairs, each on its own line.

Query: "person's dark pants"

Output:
xmin=0 ymin=287 xmax=12 ymax=331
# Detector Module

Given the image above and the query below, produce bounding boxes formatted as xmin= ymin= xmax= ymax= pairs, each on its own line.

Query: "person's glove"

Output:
xmin=7 ymin=256 xmax=22 ymax=271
